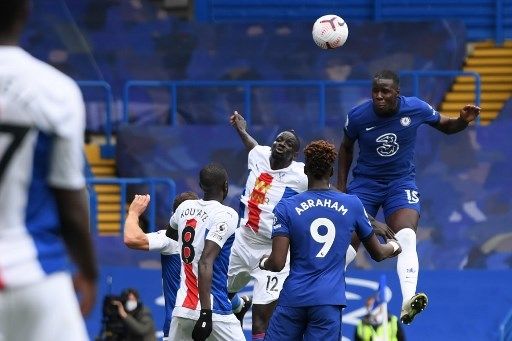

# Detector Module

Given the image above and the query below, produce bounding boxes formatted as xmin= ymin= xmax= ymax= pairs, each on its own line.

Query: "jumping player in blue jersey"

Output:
xmin=260 ymin=140 xmax=401 ymax=341
xmin=124 ymin=191 xmax=198 ymax=339
xmin=337 ymin=70 xmax=481 ymax=324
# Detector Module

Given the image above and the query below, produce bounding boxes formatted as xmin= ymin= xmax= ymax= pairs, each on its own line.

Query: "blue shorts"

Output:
xmin=264 ymin=305 xmax=343 ymax=341
xmin=347 ymin=176 xmax=420 ymax=218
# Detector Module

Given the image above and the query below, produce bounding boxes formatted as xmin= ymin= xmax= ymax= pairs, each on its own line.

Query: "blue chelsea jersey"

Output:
xmin=272 ymin=189 xmax=374 ymax=307
xmin=344 ymin=96 xmax=440 ymax=180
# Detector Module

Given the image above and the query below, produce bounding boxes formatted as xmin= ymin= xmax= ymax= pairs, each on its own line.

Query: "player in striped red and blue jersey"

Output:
xmin=168 ymin=163 xmax=244 ymax=341
xmin=227 ymin=111 xmax=308 ymax=340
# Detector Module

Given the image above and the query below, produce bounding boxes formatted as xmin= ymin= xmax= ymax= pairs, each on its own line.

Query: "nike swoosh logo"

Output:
xmin=365 ymin=126 xmax=376 ymax=131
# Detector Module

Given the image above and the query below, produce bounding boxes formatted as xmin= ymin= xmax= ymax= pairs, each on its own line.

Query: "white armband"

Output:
xmin=259 ymin=256 xmax=269 ymax=270
xmin=388 ymin=240 xmax=399 ymax=253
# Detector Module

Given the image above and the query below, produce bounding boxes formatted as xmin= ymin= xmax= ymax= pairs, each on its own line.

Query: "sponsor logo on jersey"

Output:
xmin=375 ymin=133 xmax=399 ymax=157
xmin=249 ymin=172 xmax=273 ymax=205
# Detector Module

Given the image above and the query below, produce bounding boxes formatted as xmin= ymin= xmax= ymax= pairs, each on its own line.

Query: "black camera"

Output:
xmin=102 ymin=295 xmax=122 ymax=318
xmin=96 ymin=295 xmax=126 ymax=341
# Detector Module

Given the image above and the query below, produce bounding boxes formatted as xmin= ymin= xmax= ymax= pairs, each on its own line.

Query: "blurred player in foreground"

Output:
xmin=338 ymin=70 xmax=480 ymax=324
xmin=168 ymin=163 xmax=244 ymax=341
xmin=124 ymin=191 xmax=198 ymax=339
xmin=227 ymin=111 xmax=308 ymax=340
xmin=261 ymin=140 xmax=401 ymax=340
xmin=0 ymin=1 xmax=98 ymax=340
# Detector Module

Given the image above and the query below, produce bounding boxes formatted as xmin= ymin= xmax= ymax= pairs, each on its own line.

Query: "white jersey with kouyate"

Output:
xmin=239 ymin=145 xmax=308 ymax=244
xmin=170 ymin=199 xmax=239 ymax=323
xmin=0 ymin=46 xmax=85 ymax=289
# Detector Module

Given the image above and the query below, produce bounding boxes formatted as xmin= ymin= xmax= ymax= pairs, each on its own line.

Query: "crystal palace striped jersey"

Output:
xmin=238 ymin=145 xmax=308 ymax=244
xmin=169 ymin=199 xmax=238 ymax=322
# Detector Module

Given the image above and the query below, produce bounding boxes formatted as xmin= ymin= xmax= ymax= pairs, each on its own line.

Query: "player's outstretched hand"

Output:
xmin=128 ymin=194 xmax=150 ymax=217
xmin=192 ymin=309 xmax=213 ymax=341
xmin=459 ymin=104 xmax=481 ymax=123
xmin=229 ymin=110 xmax=247 ymax=132
xmin=368 ymin=214 xmax=395 ymax=239
xmin=387 ymin=238 xmax=402 ymax=258
xmin=73 ymin=272 xmax=97 ymax=317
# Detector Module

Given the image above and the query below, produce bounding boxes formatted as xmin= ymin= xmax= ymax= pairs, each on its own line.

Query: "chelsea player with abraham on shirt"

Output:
xmin=338 ymin=70 xmax=481 ymax=324
xmin=260 ymin=140 xmax=401 ymax=341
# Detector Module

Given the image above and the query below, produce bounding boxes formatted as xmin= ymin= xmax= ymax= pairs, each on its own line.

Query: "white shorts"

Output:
xmin=0 ymin=272 xmax=89 ymax=341
xmin=168 ymin=316 xmax=244 ymax=341
xmin=227 ymin=228 xmax=289 ymax=305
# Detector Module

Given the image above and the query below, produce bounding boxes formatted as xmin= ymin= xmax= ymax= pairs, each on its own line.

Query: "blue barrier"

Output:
xmin=400 ymin=70 xmax=482 ymax=123
xmin=86 ymin=177 xmax=176 ymax=233
xmin=77 ymin=80 xmax=114 ymax=147
xmin=123 ymin=75 xmax=482 ymax=128
xmin=123 ymin=79 xmax=371 ymax=128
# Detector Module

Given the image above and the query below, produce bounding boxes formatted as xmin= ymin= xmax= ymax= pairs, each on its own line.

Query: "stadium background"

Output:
xmin=22 ymin=1 xmax=512 ymax=340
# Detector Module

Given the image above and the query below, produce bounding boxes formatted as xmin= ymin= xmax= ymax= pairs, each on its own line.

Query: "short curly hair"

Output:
xmin=172 ymin=191 xmax=198 ymax=212
xmin=304 ymin=140 xmax=337 ymax=179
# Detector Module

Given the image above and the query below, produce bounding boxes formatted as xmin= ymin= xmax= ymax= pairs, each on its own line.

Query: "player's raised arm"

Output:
xmin=337 ymin=134 xmax=355 ymax=193
xmin=123 ymin=194 xmax=151 ymax=250
xmin=434 ymin=104 xmax=481 ymax=134
xmin=229 ymin=110 xmax=258 ymax=151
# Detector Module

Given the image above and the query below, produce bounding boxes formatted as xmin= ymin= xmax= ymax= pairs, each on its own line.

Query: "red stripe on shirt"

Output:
xmin=182 ymin=218 xmax=198 ymax=309
xmin=246 ymin=172 xmax=273 ymax=233
xmin=182 ymin=262 xmax=199 ymax=309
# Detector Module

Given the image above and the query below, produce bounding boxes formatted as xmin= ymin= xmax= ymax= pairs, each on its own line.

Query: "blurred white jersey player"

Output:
xmin=168 ymin=164 xmax=244 ymax=341
xmin=0 ymin=1 xmax=97 ymax=340
xmin=227 ymin=111 xmax=307 ymax=339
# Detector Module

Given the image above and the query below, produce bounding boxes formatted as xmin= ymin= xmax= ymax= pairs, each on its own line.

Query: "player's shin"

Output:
xmin=395 ymin=228 xmax=419 ymax=306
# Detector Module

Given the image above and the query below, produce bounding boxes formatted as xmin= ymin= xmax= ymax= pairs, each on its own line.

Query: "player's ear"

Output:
xmin=396 ymin=86 xmax=400 ymax=96
xmin=223 ymin=181 xmax=228 ymax=199
xmin=330 ymin=166 xmax=334 ymax=177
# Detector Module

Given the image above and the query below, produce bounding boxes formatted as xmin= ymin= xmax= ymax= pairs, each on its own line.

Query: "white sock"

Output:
xmin=395 ymin=228 xmax=419 ymax=308
xmin=345 ymin=244 xmax=357 ymax=271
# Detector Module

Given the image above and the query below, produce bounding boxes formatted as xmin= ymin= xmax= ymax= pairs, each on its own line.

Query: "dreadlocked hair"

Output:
xmin=304 ymin=140 xmax=337 ymax=179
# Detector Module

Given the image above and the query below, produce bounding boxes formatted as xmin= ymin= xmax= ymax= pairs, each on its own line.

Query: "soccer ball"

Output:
xmin=312 ymin=15 xmax=349 ymax=49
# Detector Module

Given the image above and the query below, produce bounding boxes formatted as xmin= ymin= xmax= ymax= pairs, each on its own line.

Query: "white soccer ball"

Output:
xmin=312 ymin=14 xmax=349 ymax=49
